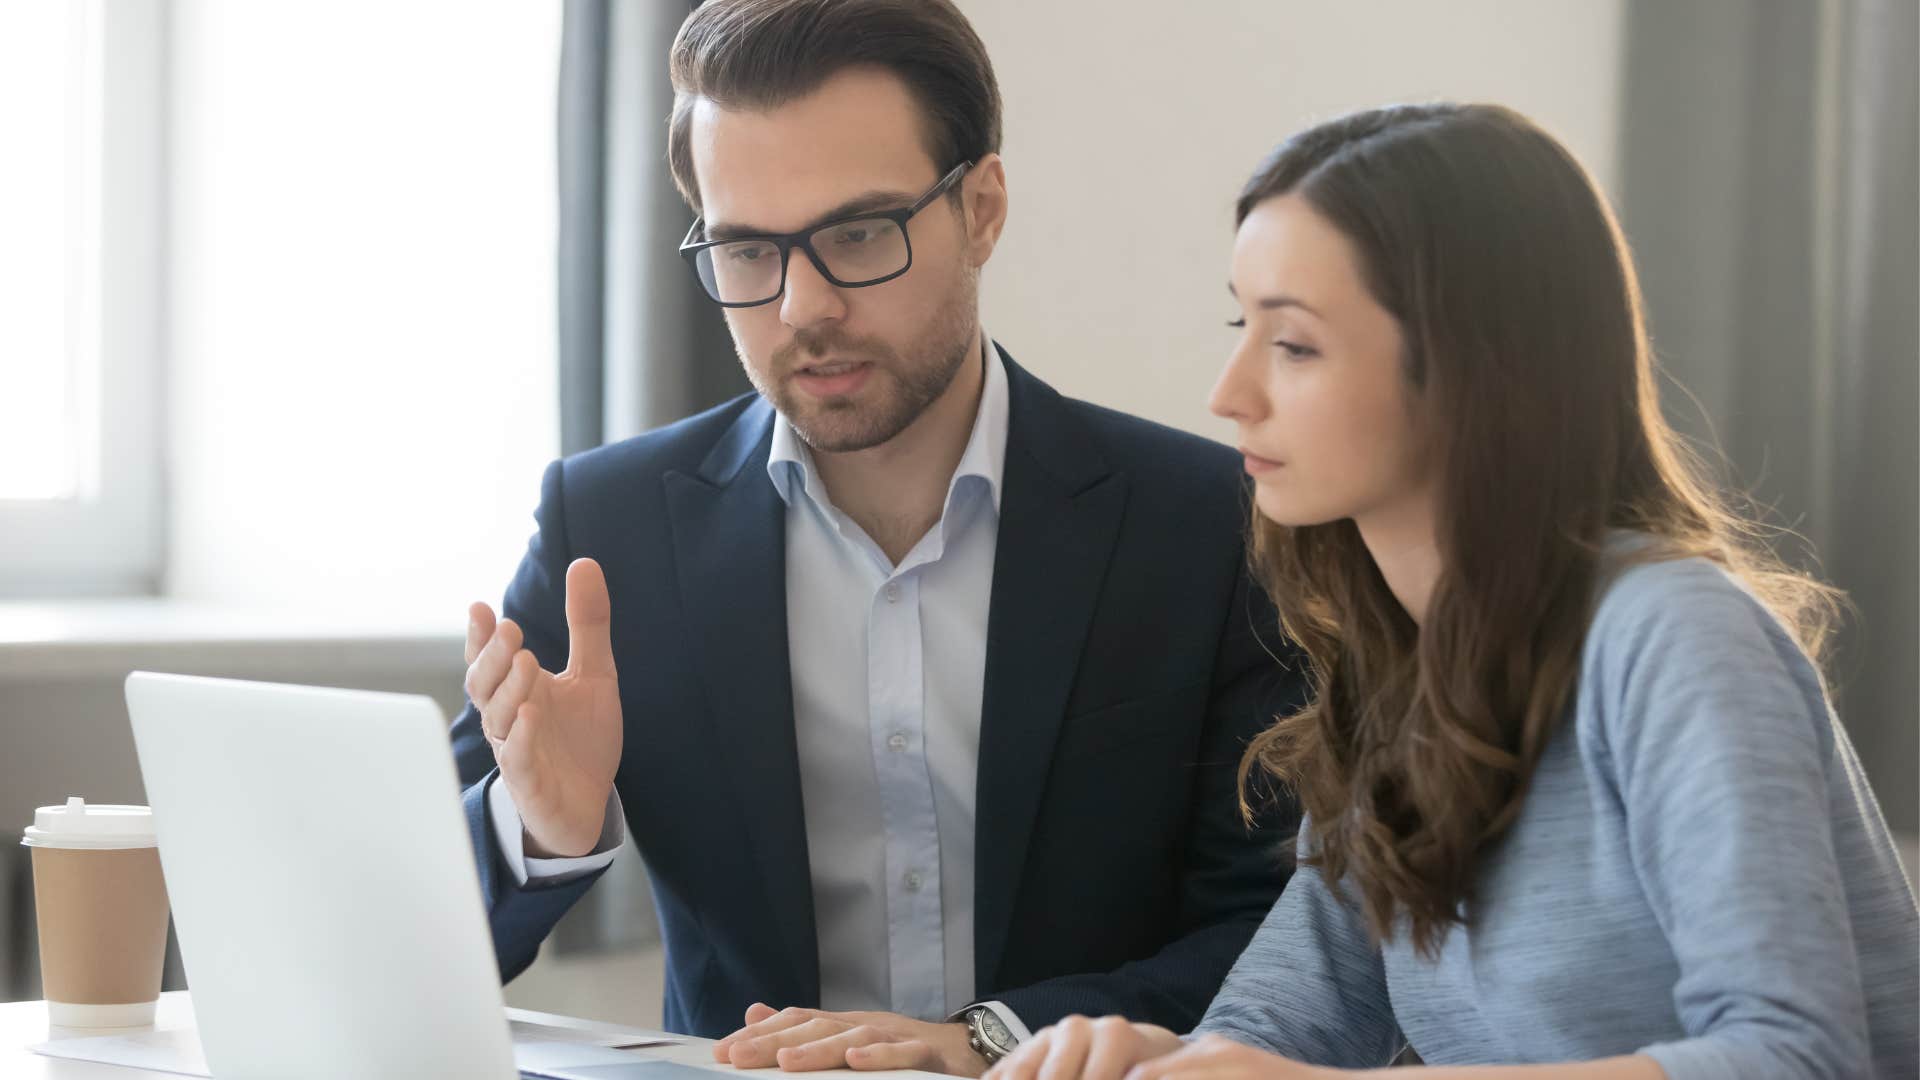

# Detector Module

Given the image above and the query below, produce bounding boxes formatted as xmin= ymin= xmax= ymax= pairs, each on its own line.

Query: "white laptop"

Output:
xmin=124 ymin=670 xmax=700 ymax=1080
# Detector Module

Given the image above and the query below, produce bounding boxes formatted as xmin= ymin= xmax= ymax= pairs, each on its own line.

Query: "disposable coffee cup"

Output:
xmin=21 ymin=797 xmax=169 ymax=1027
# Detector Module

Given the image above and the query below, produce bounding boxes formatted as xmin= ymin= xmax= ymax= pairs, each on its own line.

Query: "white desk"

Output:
xmin=1 ymin=992 xmax=941 ymax=1079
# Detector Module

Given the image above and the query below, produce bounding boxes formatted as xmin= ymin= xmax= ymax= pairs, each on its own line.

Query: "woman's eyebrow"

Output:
xmin=1227 ymin=283 xmax=1321 ymax=318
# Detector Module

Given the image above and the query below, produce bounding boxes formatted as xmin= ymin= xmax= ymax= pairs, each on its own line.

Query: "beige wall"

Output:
xmin=962 ymin=0 xmax=1624 ymax=440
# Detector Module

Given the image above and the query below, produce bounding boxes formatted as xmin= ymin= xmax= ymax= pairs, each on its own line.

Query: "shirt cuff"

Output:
xmin=948 ymin=1001 xmax=1034 ymax=1046
xmin=486 ymin=773 xmax=624 ymax=887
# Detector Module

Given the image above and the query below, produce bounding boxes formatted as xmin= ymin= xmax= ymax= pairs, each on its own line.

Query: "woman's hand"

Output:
xmin=984 ymin=1021 xmax=1340 ymax=1080
xmin=1121 ymin=1034 xmax=1343 ymax=1080
xmin=981 ymin=1017 xmax=1181 ymax=1080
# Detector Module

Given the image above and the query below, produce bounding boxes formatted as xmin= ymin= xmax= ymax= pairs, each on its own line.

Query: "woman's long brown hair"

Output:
xmin=1237 ymin=103 xmax=1844 ymax=957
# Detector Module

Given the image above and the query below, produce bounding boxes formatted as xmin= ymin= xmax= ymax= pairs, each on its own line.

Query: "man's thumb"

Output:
xmin=563 ymin=558 xmax=615 ymax=677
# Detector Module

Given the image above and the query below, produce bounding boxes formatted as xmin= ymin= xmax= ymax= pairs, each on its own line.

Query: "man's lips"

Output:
xmin=790 ymin=359 xmax=874 ymax=397
xmin=794 ymin=359 xmax=868 ymax=377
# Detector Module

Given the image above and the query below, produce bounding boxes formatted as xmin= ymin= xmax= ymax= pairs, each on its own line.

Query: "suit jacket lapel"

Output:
xmin=974 ymin=351 xmax=1129 ymax=993
xmin=664 ymin=398 xmax=820 ymax=1006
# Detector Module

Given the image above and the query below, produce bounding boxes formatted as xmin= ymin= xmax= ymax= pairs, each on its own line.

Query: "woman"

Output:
xmin=985 ymin=104 xmax=1918 ymax=1079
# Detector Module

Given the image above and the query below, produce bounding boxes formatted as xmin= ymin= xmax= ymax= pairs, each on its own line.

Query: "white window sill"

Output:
xmin=0 ymin=599 xmax=464 ymax=682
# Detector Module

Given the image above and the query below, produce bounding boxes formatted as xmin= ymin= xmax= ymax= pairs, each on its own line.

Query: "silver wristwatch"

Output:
xmin=962 ymin=1004 xmax=1019 ymax=1065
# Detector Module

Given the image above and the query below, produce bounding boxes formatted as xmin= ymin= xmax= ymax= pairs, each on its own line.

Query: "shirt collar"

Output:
xmin=767 ymin=331 xmax=1008 ymax=516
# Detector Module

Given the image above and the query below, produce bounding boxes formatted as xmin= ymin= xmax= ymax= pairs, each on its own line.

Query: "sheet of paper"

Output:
xmin=514 ymin=1037 xmax=695 ymax=1076
xmin=30 ymin=1027 xmax=211 ymax=1076
xmin=509 ymin=1019 xmax=679 ymax=1050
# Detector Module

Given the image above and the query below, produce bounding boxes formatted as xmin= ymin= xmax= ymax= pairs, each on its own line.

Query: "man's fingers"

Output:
xmin=563 ymin=558 xmax=617 ymax=679
xmin=710 ymin=999 xmax=783 ymax=1060
xmin=776 ymin=1025 xmax=898 ymax=1072
xmin=713 ymin=1003 xmax=788 ymax=1062
xmin=726 ymin=1018 xmax=850 ymax=1068
xmin=464 ymin=602 xmax=496 ymax=665
xmin=719 ymin=1004 xmax=814 ymax=1044
xmin=483 ymin=649 xmax=539 ymax=744
xmin=465 ymin=617 xmax=523 ymax=710
xmin=495 ymin=700 xmax=541 ymax=778
xmin=844 ymin=1038 xmax=935 ymax=1072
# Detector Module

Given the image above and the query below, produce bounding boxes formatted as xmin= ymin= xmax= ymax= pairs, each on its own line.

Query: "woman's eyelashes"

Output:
xmin=1228 ymin=318 xmax=1320 ymax=359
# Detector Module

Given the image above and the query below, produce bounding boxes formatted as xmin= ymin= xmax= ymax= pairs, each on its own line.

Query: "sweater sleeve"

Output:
xmin=1591 ymin=560 xmax=1875 ymax=1080
xmin=1192 ymin=830 xmax=1403 ymax=1068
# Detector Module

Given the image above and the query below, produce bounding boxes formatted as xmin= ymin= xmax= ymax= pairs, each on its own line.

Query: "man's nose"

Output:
xmin=780 ymin=249 xmax=846 ymax=330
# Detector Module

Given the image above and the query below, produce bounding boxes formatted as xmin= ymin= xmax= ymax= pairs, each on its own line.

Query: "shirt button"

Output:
xmin=884 ymin=582 xmax=900 ymax=603
xmin=886 ymin=732 xmax=908 ymax=752
xmin=903 ymin=871 xmax=923 ymax=892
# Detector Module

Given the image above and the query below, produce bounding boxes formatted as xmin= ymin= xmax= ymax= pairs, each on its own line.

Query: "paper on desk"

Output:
xmin=29 ymin=1027 xmax=211 ymax=1077
xmin=509 ymin=1018 xmax=679 ymax=1049
xmin=30 ymin=1017 xmax=676 ymax=1076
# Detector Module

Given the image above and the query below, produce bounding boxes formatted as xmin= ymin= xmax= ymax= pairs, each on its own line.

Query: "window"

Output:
xmin=160 ymin=2 xmax=561 ymax=618
xmin=0 ymin=0 xmax=164 ymax=596
xmin=1 ymin=2 xmax=560 ymax=613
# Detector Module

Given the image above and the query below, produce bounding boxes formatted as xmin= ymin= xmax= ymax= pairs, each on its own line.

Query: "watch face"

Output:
xmin=979 ymin=1009 xmax=1014 ymax=1049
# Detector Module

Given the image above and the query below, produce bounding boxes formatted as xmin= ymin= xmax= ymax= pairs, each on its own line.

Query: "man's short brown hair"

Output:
xmin=666 ymin=0 xmax=1002 ymax=213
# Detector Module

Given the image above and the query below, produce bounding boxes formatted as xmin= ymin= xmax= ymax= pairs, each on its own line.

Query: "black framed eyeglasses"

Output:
xmin=679 ymin=161 xmax=972 ymax=308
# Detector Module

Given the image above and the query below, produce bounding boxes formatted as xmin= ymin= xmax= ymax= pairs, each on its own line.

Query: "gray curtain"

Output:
xmin=1619 ymin=0 xmax=1918 ymax=835
xmin=551 ymin=0 xmax=745 ymax=954
xmin=559 ymin=0 xmax=743 ymax=457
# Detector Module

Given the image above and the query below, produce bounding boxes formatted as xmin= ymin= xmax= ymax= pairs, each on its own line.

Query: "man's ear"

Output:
xmin=962 ymin=153 xmax=1009 ymax=268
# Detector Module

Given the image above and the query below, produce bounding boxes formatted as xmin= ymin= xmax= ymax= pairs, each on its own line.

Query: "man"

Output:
xmin=449 ymin=0 xmax=1304 ymax=1075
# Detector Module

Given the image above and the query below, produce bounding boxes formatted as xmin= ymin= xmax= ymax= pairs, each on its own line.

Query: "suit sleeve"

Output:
xmin=992 ymin=564 xmax=1306 ymax=1030
xmin=449 ymin=457 xmax=610 ymax=983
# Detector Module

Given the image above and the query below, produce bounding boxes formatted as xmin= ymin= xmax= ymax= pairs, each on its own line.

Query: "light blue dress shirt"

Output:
xmin=770 ymin=337 xmax=1005 ymax=1022
xmin=490 ymin=339 xmax=1030 ymax=1034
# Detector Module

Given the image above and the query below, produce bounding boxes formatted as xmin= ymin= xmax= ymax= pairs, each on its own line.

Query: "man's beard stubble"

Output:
xmin=740 ymin=265 xmax=980 ymax=454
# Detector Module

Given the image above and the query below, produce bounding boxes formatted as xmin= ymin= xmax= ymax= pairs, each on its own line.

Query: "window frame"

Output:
xmin=0 ymin=0 xmax=167 ymax=597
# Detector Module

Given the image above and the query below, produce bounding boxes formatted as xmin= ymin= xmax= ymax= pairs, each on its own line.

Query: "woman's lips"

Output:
xmin=1240 ymin=447 xmax=1284 ymax=475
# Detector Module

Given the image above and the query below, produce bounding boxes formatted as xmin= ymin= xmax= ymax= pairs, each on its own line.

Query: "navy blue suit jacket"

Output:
xmin=449 ymin=349 xmax=1305 ymax=1038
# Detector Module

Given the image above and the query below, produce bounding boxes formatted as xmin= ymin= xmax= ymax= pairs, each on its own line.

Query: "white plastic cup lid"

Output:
xmin=21 ymin=797 xmax=157 ymax=849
